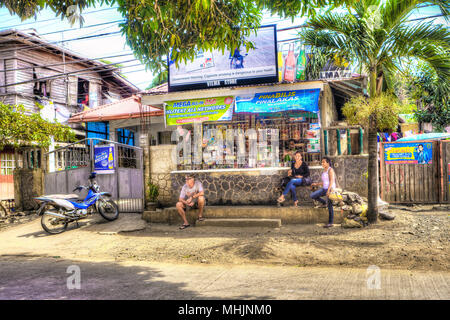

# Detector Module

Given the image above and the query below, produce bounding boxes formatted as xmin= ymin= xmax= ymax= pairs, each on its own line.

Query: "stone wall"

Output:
xmin=170 ymin=156 xmax=368 ymax=206
xmin=149 ymin=145 xmax=177 ymax=206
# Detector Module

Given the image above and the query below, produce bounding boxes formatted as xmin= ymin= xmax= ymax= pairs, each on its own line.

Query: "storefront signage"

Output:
xmin=165 ymin=96 xmax=234 ymax=126
xmin=235 ymin=89 xmax=320 ymax=114
xmin=384 ymin=142 xmax=432 ymax=164
xmin=94 ymin=145 xmax=115 ymax=174
xmin=168 ymin=25 xmax=278 ymax=92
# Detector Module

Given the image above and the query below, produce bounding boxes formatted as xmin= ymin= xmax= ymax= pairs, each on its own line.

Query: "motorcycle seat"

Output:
xmin=42 ymin=194 xmax=80 ymax=200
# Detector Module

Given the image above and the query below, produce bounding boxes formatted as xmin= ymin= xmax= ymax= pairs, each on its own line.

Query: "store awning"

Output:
xmin=69 ymin=96 xmax=163 ymax=123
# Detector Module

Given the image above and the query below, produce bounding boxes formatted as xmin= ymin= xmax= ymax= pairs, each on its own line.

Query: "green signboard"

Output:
xmin=164 ymin=96 xmax=234 ymax=126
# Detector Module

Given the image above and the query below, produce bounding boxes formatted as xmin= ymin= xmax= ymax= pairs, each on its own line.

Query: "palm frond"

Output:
xmin=404 ymin=43 xmax=450 ymax=87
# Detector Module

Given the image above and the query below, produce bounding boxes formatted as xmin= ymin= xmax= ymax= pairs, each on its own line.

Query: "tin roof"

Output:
xmin=69 ymin=96 xmax=163 ymax=123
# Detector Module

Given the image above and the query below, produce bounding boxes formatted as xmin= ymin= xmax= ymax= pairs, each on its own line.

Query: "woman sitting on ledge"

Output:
xmin=310 ymin=157 xmax=335 ymax=228
xmin=277 ymin=151 xmax=311 ymax=207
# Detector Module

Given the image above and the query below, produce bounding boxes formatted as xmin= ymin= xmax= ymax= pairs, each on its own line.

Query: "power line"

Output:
xmin=40 ymin=19 xmax=124 ymax=36
xmin=0 ymin=52 xmax=135 ymax=72
xmin=0 ymin=29 xmax=123 ymax=55
xmin=0 ymin=58 xmax=141 ymax=88
xmin=0 ymin=7 xmax=119 ymax=30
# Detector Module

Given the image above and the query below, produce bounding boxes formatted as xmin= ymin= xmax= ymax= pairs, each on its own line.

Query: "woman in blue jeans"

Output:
xmin=310 ymin=157 xmax=336 ymax=228
xmin=277 ymin=151 xmax=310 ymax=207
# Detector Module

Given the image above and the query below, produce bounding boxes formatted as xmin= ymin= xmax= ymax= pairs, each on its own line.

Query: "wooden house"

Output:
xmin=0 ymin=29 xmax=138 ymax=199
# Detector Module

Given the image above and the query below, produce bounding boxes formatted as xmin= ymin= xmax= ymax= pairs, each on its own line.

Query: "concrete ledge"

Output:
xmin=196 ymin=218 xmax=281 ymax=228
xmin=142 ymin=206 xmax=346 ymax=225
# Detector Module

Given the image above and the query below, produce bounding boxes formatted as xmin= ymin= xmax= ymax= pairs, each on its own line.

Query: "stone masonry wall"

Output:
xmin=170 ymin=156 xmax=368 ymax=206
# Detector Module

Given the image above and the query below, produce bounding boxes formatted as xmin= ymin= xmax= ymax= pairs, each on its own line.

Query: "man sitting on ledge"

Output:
xmin=176 ymin=174 xmax=205 ymax=230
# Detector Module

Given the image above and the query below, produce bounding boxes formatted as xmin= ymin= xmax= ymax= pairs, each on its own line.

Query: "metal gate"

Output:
xmin=380 ymin=140 xmax=449 ymax=204
xmin=44 ymin=138 xmax=144 ymax=212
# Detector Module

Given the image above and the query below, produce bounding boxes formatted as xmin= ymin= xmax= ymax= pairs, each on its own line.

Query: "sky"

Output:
xmin=0 ymin=3 xmax=446 ymax=91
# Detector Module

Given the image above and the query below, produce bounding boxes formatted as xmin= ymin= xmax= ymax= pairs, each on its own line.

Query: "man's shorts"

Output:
xmin=184 ymin=197 xmax=199 ymax=209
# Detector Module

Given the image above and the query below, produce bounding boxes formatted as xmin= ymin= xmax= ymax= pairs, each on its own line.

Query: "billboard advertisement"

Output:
xmin=168 ymin=25 xmax=278 ymax=92
xmin=94 ymin=144 xmax=115 ymax=174
xmin=165 ymin=96 xmax=234 ymax=126
xmin=384 ymin=142 xmax=433 ymax=164
xmin=235 ymin=89 xmax=320 ymax=114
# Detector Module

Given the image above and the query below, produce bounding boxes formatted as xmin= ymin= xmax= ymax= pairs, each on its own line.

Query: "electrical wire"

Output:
xmin=0 ymin=7 xmax=120 ymax=30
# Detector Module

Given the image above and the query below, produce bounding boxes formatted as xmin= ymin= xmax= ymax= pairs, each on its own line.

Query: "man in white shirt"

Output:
xmin=176 ymin=174 xmax=205 ymax=229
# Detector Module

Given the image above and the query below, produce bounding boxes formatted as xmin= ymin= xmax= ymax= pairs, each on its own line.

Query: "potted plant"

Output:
xmin=146 ymin=182 xmax=159 ymax=211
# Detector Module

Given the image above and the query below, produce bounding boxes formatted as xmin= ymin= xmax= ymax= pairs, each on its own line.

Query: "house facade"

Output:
xmin=0 ymin=29 xmax=138 ymax=199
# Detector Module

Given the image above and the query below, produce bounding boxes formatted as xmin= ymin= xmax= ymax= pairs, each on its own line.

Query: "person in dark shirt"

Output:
xmin=277 ymin=151 xmax=310 ymax=207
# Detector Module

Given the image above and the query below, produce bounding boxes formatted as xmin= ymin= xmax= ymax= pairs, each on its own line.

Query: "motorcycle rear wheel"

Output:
xmin=97 ymin=199 xmax=119 ymax=221
xmin=41 ymin=206 xmax=68 ymax=234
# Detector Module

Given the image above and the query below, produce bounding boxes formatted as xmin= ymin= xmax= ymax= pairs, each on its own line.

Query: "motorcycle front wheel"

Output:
xmin=41 ymin=207 xmax=68 ymax=234
xmin=97 ymin=199 xmax=119 ymax=221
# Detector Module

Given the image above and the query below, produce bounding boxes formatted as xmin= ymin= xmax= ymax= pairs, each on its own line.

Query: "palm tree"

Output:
xmin=299 ymin=0 xmax=450 ymax=222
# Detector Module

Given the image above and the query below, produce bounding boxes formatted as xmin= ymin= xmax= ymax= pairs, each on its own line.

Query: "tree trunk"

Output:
xmin=367 ymin=114 xmax=378 ymax=222
xmin=367 ymin=67 xmax=379 ymax=223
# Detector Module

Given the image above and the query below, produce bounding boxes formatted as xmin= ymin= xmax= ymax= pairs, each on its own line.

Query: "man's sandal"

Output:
xmin=197 ymin=217 xmax=205 ymax=222
xmin=179 ymin=224 xmax=190 ymax=230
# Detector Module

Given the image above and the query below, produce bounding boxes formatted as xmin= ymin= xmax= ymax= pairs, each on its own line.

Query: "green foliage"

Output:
xmin=299 ymin=0 xmax=450 ymax=97
xmin=409 ymin=65 xmax=450 ymax=131
xmin=146 ymin=69 xmax=168 ymax=90
xmin=148 ymin=182 xmax=159 ymax=202
xmin=0 ymin=102 xmax=76 ymax=150
xmin=342 ymin=93 xmax=405 ymax=131
xmin=1 ymin=0 xmax=354 ymax=72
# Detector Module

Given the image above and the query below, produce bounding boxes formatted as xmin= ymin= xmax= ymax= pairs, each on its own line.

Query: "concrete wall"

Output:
xmin=14 ymin=169 xmax=44 ymax=210
xmin=149 ymin=145 xmax=177 ymax=205
xmin=320 ymin=84 xmax=338 ymax=128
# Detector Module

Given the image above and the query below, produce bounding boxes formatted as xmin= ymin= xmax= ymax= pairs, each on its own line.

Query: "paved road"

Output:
xmin=0 ymin=255 xmax=448 ymax=300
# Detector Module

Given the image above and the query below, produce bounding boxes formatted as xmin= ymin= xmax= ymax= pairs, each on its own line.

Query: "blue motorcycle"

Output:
xmin=35 ymin=172 xmax=119 ymax=234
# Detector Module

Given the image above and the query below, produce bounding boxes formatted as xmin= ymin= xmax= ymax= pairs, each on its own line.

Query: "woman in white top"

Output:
xmin=310 ymin=157 xmax=336 ymax=228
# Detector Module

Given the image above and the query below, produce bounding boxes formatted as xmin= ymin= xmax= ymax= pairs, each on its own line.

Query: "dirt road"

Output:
xmin=0 ymin=206 xmax=448 ymax=299
xmin=0 ymin=255 xmax=448 ymax=299
xmin=0 ymin=206 xmax=448 ymax=271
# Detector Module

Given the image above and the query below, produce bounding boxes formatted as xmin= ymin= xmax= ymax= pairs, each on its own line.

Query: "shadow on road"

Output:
xmin=0 ymin=255 xmax=273 ymax=300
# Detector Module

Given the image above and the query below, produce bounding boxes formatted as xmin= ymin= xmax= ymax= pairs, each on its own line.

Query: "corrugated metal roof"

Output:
xmin=69 ymin=96 xmax=162 ymax=123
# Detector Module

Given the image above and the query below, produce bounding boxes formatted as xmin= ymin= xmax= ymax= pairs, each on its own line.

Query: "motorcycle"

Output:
xmin=35 ymin=172 xmax=119 ymax=234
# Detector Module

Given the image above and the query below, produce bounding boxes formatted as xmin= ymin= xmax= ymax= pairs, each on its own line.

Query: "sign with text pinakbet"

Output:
xmin=164 ymin=96 xmax=234 ymax=126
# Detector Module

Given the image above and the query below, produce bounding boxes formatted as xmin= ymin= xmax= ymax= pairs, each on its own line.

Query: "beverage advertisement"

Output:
xmin=278 ymin=41 xmax=309 ymax=82
xmin=168 ymin=25 xmax=278 ymax=92
xmin=384 ymin=142 xmax=433 ymax=164
xmin=165 ymin=96 xmax=234 ymax=126
xmin=94 ymin=144 xmax=115 ymax=174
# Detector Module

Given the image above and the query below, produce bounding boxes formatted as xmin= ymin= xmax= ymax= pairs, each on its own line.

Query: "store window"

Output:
xmin=117 ymin=128 xmax=135 ymax=146
xmin=174 ymin=111 xmax=321 ymax=171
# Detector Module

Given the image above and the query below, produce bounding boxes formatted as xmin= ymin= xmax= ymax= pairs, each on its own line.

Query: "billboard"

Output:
xmin=384 ymin=142 xmax=433 ymax=164
xmin=165 ymin=96 xmax=234 ymax=126
xmin=168 ymin=25 xmax=278 ymax=92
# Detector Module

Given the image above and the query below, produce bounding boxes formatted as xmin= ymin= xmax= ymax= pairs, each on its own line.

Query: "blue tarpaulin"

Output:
xmin=397 ymin=133 xmax=450 ymax=142
xmin=235 ymin=88 xmax=321 ymax=113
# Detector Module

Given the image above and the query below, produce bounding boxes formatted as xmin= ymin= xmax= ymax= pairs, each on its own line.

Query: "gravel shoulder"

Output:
xmin=0 ymin=205 xmax=448 ymax=271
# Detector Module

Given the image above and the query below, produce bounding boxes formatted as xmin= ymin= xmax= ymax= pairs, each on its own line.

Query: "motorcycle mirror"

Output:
xmin=89 ymin=172 xmax=97 ymax=180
